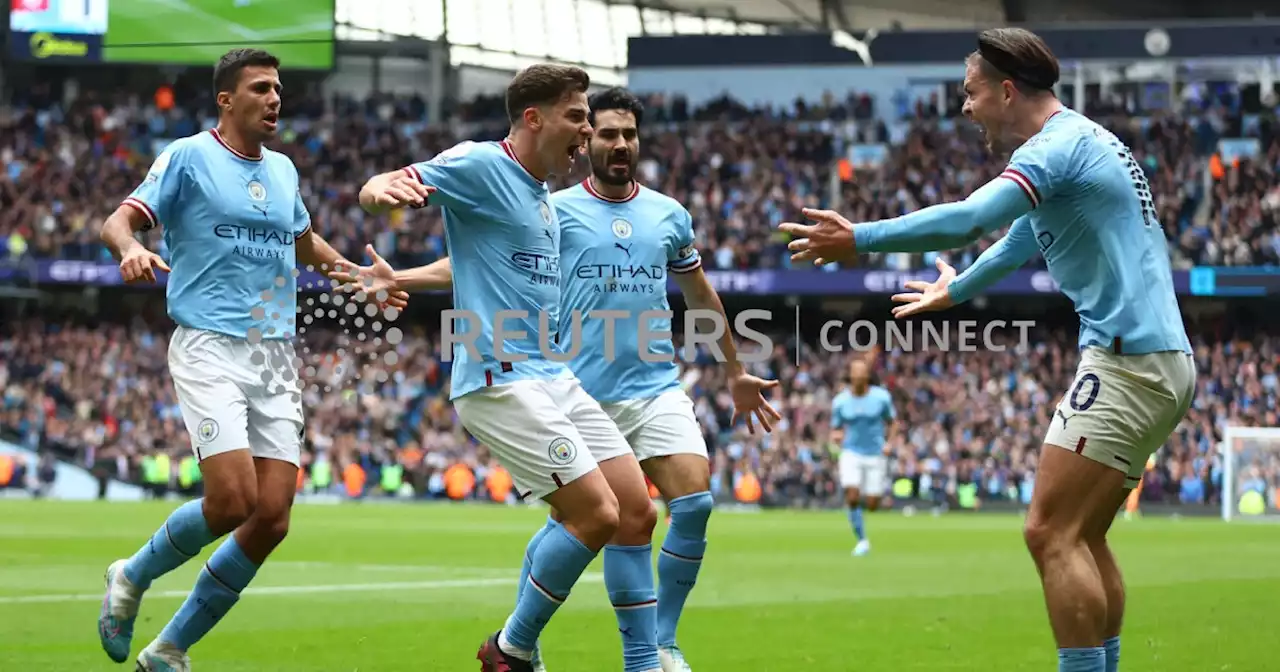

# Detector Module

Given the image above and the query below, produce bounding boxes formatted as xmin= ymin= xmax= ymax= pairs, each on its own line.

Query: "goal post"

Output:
xmin=1220 ymin=426 xmax=1280 ymax=522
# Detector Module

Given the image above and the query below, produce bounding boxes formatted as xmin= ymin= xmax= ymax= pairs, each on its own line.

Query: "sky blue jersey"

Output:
xmin=553 ymin=180 xmax=702 ymax=403
xmin=831 ymin=386 xmax=895 ymax=456
xmin=123 ymin=129 xmax=310 ymax=341
xmin=404 ymin=139 xmax=570 ymax=400
xmin=855 ymin=107 xmax=1191 ymax=356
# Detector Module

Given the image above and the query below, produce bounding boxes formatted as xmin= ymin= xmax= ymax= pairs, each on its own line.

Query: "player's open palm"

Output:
xmin=329 ymin=245 xmax=409 ymax=310
xmin=730 ymin=373 xmax=783 ymax=434
xmin=118 ymin=246 xmax=170 ymax=284
xmin=891 ymin=257 xmax=957 ymax=319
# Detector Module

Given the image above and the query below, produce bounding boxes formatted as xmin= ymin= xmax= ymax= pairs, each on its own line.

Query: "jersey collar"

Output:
xmin=500 ymin=139 xmax=543 ymax=184
xmin=210 ymin=128 xmax=263 ymax=162
xmin=583 ymin=177 xmax=639 ymax=203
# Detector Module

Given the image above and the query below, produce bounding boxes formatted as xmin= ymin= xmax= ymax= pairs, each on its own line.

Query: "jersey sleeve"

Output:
xmin=293 ymin=188 xmax=312 ymax=237
xmin=667 ymin=206 xmax=702 ymax=274
xmin=882 ymin=390 xmax=897 ymax=421
xmin=947 ymin=215 xmax=1040 ymax=305
xmin=1001 ymin=130 xmax=1081 ymax=209
xmin=401 ymin=141 xmax=485 ymax=213
xmin=829 ymin=399 xmax=843 ymax=428
xmin=122 ymin=143 xmax=187 ymax=231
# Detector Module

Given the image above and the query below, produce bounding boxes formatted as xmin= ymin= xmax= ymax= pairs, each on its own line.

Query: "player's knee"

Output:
xmin=583 ymin=495 xmax=622 ymax=548
xmin=204 ymin=486 xmax=258 ymax=533
xmin=1022 ymin=515 xmax=1071 ymax=563
xmin=618 ymin=495 xmax=658 ymax=542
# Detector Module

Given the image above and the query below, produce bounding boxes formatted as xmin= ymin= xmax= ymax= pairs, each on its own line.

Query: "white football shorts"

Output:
xmin=169 ymin=326 xmax=304 ymax=466
xmin=1044 ymin=346 xmax=1196 ymax=487
xmin=600 ymin=389 xmax=708 ymax=463
xmin=838 ymin=451 xmax=889 ymax=497
xmin=454 ymin=375 xmax=632 ymax=501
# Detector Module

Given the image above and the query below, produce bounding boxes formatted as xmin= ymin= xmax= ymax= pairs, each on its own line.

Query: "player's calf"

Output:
xmin=101 ymin=452 xmax=255 ymax=663
xmin=599 ymin=454 xmax=661 ymax=671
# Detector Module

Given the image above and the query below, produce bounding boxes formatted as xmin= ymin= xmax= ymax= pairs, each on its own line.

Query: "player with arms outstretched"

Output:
xmin=781 ymin=28 xmax=1194 ymax=672
xmin=355 ymin=64 xmax=664 ymax=672
xmin=830 ymin=357 xmax=895 ymax=556
xmin=337 ymin=87 xmax=780 ymax=672
xmin=95 ymin=49 xmax=395 ymax=671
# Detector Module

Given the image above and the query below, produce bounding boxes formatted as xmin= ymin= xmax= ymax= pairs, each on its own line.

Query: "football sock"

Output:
xmin=656 ymin=491 xmax=712 ymax=648
xmin=1104 ymin=636 xmax=1120 ymax=672
xmin=500 ymin=524 xmax=597 ymax=660
xmin=515 ymin=516 xmax=559 ymax=606
xmin=124 ymin=498 xmax=218 ymax=590
xmin=604 ymin=544 xmax=660 ymax=671
xmin=849 ymin=506 xmax=866 ymax=541
xmin=158 ymin=536 xmax=259 ymax=651
xmin=1058 ymin=646 xmax=1106 ymax=672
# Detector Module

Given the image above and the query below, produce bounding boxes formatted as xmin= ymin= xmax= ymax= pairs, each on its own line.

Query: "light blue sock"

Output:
xmin=1104 ymin=636 xmax=1120 ymax=672
xmin=123 ymin=499 xmax=218 ymax=590
xmin=604 ymin=545 xmax=660 ymax=672
xmin=1059 ymin=646 xmax=1106 ymax=672
xmin=515 ymin=517 xmax=559 ymax=606
xmin=158 ymin=536 xmax=259 ymax=651
xmin=656 ymin=491 xmax=712 ymax=648
xmin=848 ymin=506 xmax=866 ymax=541
xmin=502 ymin=523 xmax=598 ymax=654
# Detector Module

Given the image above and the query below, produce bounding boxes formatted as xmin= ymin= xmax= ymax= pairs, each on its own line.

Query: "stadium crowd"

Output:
xmin=2 ymin=87 xmax=1279 ymax=512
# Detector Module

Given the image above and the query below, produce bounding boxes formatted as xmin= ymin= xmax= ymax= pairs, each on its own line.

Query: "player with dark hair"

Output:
xmin=95 ymin=48 xmax=398 ymax=672
xmin=355 ymin=64 xmax=648 ymax=672
xmin=831 ymin=357 xmax=895 ymax=556
xmin=780 ymin=27 xmax=1194 ymax=672
xmin=337 ymin=85 xmax=779 ymax=672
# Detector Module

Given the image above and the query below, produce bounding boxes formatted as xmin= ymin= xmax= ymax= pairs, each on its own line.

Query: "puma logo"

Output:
xmin=618 ymin=627 xmax=632 ymax=638
xmin=615 ymin=242 xmax=632 ymax=257
xmin=1056 ymin=408 xmax=1075 ymax=427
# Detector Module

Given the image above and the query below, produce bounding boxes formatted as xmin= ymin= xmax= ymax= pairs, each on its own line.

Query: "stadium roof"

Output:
xmin=629 ymin=0 xmax=1007 ymax=31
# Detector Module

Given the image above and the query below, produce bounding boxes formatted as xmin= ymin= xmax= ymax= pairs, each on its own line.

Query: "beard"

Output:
xmin=591 ymin=153 xmax=635 ymax=186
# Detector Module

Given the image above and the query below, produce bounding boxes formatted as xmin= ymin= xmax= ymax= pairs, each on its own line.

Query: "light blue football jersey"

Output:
xmin=998 ymin=108 xmax=1191 ymax=355
xmin=404 ymin=139 xmax=570 ymax=400
xmin=123 ymin=129 xmax=310 ymax=341
xmin=553 ymin=180 xmax=701 ymax=403
xmin=830 ymin=386 xmax=895 ymax=456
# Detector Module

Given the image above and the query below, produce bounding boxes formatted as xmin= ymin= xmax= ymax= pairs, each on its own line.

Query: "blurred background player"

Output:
xmin=782 ymin=27 xmax=1195 ymax=672
xmin=95 ymin=49 xmax=382 ymax=671
xmin=354 ymin=64 xmax=648 ymax=672
xmin=830 ymin=356 xmax=895 ymax=556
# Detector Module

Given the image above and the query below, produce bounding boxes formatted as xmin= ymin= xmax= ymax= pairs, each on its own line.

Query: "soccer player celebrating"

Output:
xmin=355 ymin=64 xmax=664 ymax=672
xmin=830 ymin=357 xmax=895 ymax=556
xmin=780 ymin=28 xmax=1194 ymax=672
xmin=337 ymin=87 xmax=780 ymax=672
xmin=95 ymin=49 xmax=397 ymax=672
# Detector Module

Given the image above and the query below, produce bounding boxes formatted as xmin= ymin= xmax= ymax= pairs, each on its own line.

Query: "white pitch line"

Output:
xmin=156 ymin=0 xmax=261 ymax=40
xmin=0 ymin=573 xmax=603 ymax=605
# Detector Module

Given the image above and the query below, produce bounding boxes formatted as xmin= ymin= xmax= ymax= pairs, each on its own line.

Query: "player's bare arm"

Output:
xmin=778 ymin=175 xmax=1033 ymax=266
xmin=100 ymin=203 xmax=170 ymax=284
xmin=358 ymin=169 xmax=434 ymax=215
xmin=672 ymin=266 xmax=781 ymax=433
xmin=329 ymin=251 xmax=451 ymax=298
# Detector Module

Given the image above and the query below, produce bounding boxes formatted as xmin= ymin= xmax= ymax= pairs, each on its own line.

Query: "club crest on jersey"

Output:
xmin=611 ymin=218 xmax=633 ymax=239
xmin=539 ymin=201 xmax=553 ymax=226
xmin=547 ymin=437 xmax=577 ymax=465
xmin=247 ymin=180 xmax=267 ymax=201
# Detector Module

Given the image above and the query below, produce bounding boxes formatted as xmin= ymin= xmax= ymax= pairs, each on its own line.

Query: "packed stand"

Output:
xmin=3 ymin=88 xmax=1277 ymax=273
xmin=2 ymin=310 xmax=1276 ymax=511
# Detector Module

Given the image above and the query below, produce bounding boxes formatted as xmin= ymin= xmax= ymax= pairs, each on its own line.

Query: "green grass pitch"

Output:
xmin=0 ymin=500 xmax=1274 ymax=670
xmin=103 ymin=0 xmax=333 ymax=68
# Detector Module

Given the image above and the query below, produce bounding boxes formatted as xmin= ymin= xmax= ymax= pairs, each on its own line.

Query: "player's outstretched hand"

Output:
xmin=329 ymin=245 xmax=409 ymax=310
xmin=890 ymin=257 xmax=957 ymax=319
xmin=729 ymin=373 xmax=783 ymax=435
xmin=371 ymin=174 xmax=434 ymax=210
xmin=118 ymin=246 xmax=170 ymax=284
xmin=779 ymin=209 xmax=858 ymax=267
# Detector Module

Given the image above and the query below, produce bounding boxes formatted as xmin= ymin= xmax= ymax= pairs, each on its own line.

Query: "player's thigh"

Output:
xmin=169 ymin=327 xmax=254 ymax=473
xmin=562 ymin=379 xmax=633 ymax=466
xmin=616 ymin=391 xmax=710 ymax=498
xmin=1029 ymin=444 xmax=1128 ymax=544
xmin=251 ymin=456 xmax=298 ymax=523
xmin=454 ymin=380 xmax=601 ymax=503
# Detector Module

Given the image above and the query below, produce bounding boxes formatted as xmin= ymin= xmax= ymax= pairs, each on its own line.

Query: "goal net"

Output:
xmin=1220 ymin=426 xmax=1280 ymax=522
